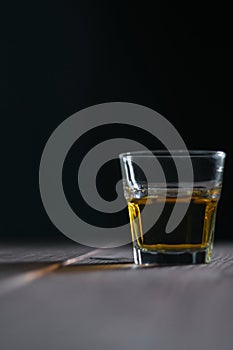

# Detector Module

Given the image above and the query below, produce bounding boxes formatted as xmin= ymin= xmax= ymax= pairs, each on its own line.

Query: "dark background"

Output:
xmin=3 ymin=2 xmax=232 ymax=243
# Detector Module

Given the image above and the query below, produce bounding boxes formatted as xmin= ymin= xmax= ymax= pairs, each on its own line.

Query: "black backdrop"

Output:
xmin=3 ymin=2 xmax=233 ymax=242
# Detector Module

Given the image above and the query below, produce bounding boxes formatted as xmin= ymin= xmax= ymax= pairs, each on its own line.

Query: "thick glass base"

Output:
xmin=133 ymin=246 xmax=212 ymax=265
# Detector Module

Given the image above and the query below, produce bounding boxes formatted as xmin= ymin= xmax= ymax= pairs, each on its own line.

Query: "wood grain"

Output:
xmin=0 ymin=241 xmax=233 ymax=350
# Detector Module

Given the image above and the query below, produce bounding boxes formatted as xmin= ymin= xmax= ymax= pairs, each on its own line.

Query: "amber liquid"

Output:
xmin=128 ymin=188 xmax=220 ymax=254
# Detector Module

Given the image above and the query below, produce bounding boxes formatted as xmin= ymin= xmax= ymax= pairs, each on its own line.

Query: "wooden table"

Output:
xmin=1 ymin=241 xmax=233 ymax=350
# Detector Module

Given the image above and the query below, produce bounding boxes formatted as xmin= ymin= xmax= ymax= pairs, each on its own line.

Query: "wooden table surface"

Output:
xmin=1 ymin=240 xmax=233 ymax=350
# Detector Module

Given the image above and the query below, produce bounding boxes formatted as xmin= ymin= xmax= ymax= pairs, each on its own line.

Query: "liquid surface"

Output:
xmin=127 ymin=188 xmax=220 ymax=252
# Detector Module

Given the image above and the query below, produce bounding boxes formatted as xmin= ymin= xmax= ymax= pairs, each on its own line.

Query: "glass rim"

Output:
xmin=119 ymin=149 xmax=226 ymax=159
